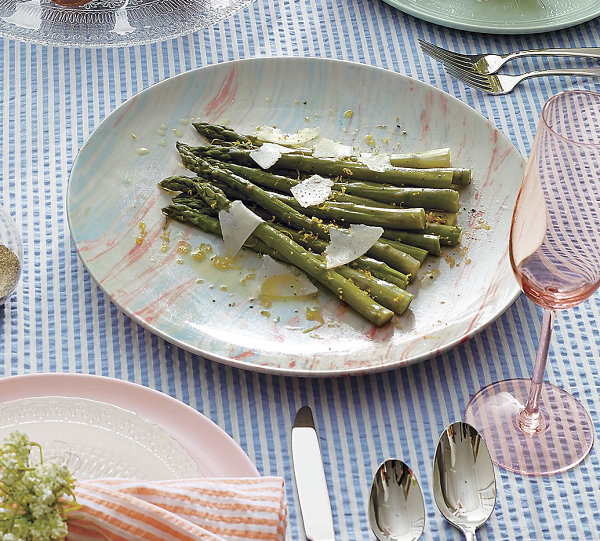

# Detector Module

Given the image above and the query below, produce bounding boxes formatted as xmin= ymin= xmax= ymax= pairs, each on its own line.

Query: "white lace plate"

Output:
xmin=0 ymin=396 xmax=204 ymax=480
xmin=0 ymin=0 xmax=255 ymax=47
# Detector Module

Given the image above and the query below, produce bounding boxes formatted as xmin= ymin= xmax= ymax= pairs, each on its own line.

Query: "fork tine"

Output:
xmin=418 ymin=41 xmax=458 ymax=63
xmin=419 ymin=45 xmax=452 ymax=64
xmin=419 ymin=42 xmax=479 ymax=73
xmin=444 ymin=67 xmax=493 ymax=92
xmin=443 ymin=68 xmax=477 ymax=86
xmin=445 ymin=71 xmax=488 ymax=91
xmin=417 ymin=39 xmax=473 ymax=64
xmin=418 ymin=39 xmax=467 ymax=58
xmin=442 ymin=65 xmax=480 ymax=82
xmin=448 ymin=75 xmax=491 ymax=92
xmin=429 ymin=53 xmax=477 ymax=72
xmin=446 ymin=68 xmax=491 ymax=86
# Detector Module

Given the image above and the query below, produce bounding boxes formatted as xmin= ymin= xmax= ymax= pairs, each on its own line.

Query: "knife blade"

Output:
xmin=292 ymin=406 xmax=335 ymax=541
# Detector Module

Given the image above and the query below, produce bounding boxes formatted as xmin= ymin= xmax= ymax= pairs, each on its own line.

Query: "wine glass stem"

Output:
xmin=519 ymin=308 xmax=555 ymax=435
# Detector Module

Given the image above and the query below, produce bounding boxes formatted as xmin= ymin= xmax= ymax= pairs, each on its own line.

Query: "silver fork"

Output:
xmin=444 ymin=65 xmax=600 ymax=95
xmin=419 ymin=39 xmax=600 ymax=75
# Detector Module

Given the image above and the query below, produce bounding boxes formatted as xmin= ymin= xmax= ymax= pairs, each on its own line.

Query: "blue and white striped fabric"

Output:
xmin=1 ymin=1 xmax=600 ymax=539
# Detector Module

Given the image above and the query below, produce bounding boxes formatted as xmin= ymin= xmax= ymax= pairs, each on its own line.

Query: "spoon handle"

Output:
xmin=463 ymin=529 xmax=477 ymax=541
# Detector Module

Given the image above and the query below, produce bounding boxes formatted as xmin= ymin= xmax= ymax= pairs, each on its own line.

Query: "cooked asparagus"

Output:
xmin=163 ymin=189 xmax=395 ymax=326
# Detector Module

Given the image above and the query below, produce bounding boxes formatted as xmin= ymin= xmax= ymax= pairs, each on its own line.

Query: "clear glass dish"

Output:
xmin=0 ymin=0 xmax=255 ymax=48
xmin=0 ymin=396 xmax=204 ymax=480
xmin=0 ymin=204 xmax=22 ymax=305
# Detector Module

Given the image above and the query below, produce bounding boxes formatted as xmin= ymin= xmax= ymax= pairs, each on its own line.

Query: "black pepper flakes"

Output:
xmin=0 ymin=244 xmax=20 ymax=303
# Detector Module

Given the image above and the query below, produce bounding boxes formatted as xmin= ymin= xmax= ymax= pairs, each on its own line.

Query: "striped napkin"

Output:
xmin=66 ymin=477 xmax=287 ymax=541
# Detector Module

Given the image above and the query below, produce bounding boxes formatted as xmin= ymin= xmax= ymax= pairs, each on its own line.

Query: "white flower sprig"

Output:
xmin=0 ymin=432 xmax=78 ymax=541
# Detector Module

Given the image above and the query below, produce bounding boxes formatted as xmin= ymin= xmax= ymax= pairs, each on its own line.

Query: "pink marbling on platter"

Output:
xmin=135 ymin=277 xmax=199 ymax=324
xmin=116 ymin=245 xmax=183 ymax=306
xmin=113 ymin=96 xmax=139 ymax=128
xmin=232 ymin=350 xmax=257 ymax=361
xmin=79 ymin=193 xmax=162 ymax=262
xmin=365 ymin=323 xmax=395 ymax=342
xmin=205 ymin=67 xmax=238 ymax=121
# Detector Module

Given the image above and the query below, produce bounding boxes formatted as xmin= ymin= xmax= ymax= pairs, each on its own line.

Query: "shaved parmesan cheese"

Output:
xmin=254 ymin=125 xmax=320 ymax=146
xmin=290 ymin=175 xmax=334 ymax=208
xmin=249 ymin=142 xmax=294 ymax=169
xmin=312 ymin=138 xmax=353 ymax=159
xmin=324 ymin=224 xmax=383 ymax=269
xmin=218 ymin=201 xmax=263 ymax=256
xmin=357 ymin=153 xmax=391 ymax=172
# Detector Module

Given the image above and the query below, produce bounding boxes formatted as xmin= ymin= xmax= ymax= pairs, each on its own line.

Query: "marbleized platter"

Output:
xmin=67 ymin=57 xmax=524 ymax=375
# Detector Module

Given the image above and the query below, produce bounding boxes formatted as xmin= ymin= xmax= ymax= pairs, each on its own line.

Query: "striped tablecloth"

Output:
xmin=1 ymin=1 xmax=600 ymax=539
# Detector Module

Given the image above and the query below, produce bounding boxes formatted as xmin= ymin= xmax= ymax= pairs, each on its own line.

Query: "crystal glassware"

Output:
xmin=0 ymin=204 xmax=22 ymax=305
xmin=465 ymin=90 xmax=600 ymax=475
xmin=0 ymin=0 xmax=255 ymax=48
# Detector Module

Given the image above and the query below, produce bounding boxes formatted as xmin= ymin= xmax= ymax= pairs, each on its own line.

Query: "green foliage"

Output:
xmin=0 ymin=432 xmax=78 ymax=541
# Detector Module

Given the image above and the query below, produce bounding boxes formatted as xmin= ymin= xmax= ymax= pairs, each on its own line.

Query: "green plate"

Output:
xmin=383 ymin=0 xmax=599 ymax=34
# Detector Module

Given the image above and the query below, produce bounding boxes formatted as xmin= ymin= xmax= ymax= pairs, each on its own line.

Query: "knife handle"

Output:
xmin=292 ymin=426 xmax=336 ymax=541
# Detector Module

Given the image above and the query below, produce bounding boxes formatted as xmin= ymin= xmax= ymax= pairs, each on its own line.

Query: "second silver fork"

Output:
xmin=419 ymin=39 xmax=600 ymax=75
xmin=444 ymin=65 xmax=600 ymax=95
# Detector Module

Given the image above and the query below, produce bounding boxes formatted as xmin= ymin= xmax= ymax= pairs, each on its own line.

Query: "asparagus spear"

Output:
xmin=377 ymin=238 xmax=428 ymax=264
xmin=194 ymin=123 xmax=456 ymax=173
xmin=189 ymin=145 xmax=458 ymax=189
xmin=386 ymin=224 xmax=462 ymax=247
xmin=422 ymin=223 xmax=462 ymax=246
xmin=390 ymin=148 xmax=451 ymax=168
xmin=193 ymin=122 xmax=258 ymax=147
xmin=174 ymin=145 xmax=421 ymax=277
xmin=162 ymin=175 xmax=447 ymax=256
xmin=337 ymin=182 xmax=460 ymax=212
xmin=270 ymin=223 xmax=409 ymax=289
xmin=171 ymin=205 xmax=411 ymax=316
xmin=208 ymin=159 xmax=461 ymax=212
xmin=161 ymin=175 xmax=248 ymax=203
xmin=163 ymin=196 xmax=413 ymax=315
xmin=206 ymin=160 xmax=393 ymax=208
xmin=452 ymin=169 xmax=472 ymax=186
xmin=349 ymin=258 xmax=408 ymax=289
xmin=426 ymin=211 xmax=458 ymax=226
xmin=271 ymin=192 xmax=426 ymax=230
xmin=163 ymin=187 xmax=394 ymax=326
xmin=380 ymin=230 xmax=441 ymax=256
xmin=333 ymin=266 xmax=412 ymax=316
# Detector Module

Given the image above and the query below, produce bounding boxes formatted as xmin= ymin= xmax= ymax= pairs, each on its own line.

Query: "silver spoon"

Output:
xmin=368 ymin=459 xmax=425 ymax=541
xmin=433 ymin=422 xmax=496 ymax=541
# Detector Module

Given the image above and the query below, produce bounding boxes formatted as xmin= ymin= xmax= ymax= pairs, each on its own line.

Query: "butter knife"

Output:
xmin=292 ymin=406 xmax=335 ymax=541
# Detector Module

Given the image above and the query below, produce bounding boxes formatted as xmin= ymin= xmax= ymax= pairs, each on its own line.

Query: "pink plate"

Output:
xmin=0 ymin=373 xmax=258 ymax=477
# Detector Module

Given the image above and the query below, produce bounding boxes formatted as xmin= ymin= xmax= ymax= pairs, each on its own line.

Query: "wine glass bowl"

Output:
xmin=465 ymin=90 xmax=600 ymax=475
xmin=511 ymin=90 xmax=600 ymax=310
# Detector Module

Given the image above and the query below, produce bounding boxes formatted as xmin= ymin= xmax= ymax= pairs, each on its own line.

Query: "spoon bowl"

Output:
xmin=368 ymin=459 xmax=425 ymax=541
xmin=433 ymin=422 xmax=496 ymax=540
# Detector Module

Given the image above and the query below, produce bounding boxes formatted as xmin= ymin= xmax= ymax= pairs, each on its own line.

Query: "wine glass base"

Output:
xmin=464 ymin=379 xmax=594 ymax=475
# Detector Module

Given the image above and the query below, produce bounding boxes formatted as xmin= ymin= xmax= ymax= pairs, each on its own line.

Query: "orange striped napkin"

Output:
xmin=66 ymin=477 xmax=287 ymax=541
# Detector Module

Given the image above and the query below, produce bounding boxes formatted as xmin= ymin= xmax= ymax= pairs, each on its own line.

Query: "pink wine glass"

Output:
xmin=465 ymin=90 xmax=600 ymax=475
